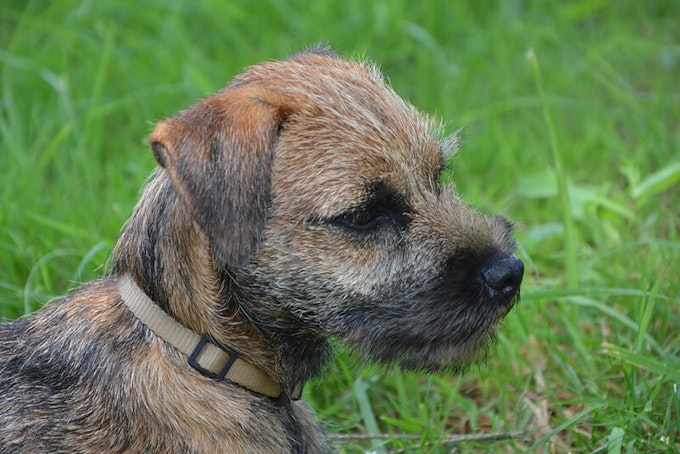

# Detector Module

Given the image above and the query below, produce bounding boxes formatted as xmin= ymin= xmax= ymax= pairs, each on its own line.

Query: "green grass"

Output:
xmin=2 ymin=0 xmax=679 ymax=452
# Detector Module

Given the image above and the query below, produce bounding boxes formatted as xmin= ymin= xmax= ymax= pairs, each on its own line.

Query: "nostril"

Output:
xmin=481 ymin=255 xmax=524 ymax=302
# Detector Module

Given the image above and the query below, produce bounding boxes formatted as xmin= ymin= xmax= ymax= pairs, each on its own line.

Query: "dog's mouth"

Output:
xmin=338 ymin=254 xmax=524 ymax=372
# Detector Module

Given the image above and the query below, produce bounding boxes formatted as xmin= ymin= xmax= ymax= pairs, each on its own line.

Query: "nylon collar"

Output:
xmin=117 ymin=274 xmax=303 ymax=400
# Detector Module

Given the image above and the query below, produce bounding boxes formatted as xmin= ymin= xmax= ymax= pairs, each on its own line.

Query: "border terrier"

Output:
xmin=0 ymin=48 xmax=523 ymax=453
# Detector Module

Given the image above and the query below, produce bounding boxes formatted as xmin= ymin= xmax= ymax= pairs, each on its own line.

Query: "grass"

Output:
xmin=1 ymin=0 xmax=679 ymax=451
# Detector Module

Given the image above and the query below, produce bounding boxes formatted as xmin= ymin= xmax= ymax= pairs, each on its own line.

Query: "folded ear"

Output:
xmin=149 ymin=87 xmax=292 ymax=266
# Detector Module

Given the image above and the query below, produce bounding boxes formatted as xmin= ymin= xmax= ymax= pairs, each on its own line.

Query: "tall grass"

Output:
xmin=2 ymin=1 xmax=678 ymax=451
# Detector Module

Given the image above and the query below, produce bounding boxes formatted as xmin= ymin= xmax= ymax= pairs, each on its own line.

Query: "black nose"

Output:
xmin=481 ymin=255 xmax=524 ymax=305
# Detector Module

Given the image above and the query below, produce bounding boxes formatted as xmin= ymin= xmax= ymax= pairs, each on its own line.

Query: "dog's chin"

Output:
xmin=354 ymin=328 xmax=499 ymax=373
xmin=339 ymin=298 xmax=511 ymax=373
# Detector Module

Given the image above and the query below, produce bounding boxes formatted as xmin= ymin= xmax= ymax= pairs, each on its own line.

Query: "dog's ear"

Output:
xmin=149 ymin=87 xmax=292 ymax=266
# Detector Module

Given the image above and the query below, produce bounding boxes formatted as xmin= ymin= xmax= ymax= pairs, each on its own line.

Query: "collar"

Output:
xmin=117 ymin=274 xmax=303 ymax=400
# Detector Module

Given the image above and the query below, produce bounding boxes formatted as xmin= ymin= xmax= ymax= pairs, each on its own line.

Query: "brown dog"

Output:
xmin=0 ymin=48 xmax=523 ymax=453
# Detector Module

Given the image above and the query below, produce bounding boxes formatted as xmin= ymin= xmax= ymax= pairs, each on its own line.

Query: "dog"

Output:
xmin=0 ymin=48 xmax=523 ymax=453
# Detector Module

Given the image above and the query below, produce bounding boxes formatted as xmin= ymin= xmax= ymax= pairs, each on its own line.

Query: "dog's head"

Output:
xmin=149 ymin=48 xmax=523 ymax=372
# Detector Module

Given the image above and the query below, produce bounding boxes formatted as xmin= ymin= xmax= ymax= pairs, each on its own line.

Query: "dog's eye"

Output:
xmin=332 ymin=201 xmax=411 ymax=233
xmin=330 ymin=182 xmax=411 ymax=234
xmin=334 ymin=208 xmax=393 ymax=232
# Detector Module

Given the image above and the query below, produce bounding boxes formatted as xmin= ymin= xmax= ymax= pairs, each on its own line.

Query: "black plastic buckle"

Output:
xmin=188 ymin=335 xmax=238 ymax=381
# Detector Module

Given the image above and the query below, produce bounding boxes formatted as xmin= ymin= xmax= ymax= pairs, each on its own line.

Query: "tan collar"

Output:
xmin=117 ymin=274 xmax=302 ymax=400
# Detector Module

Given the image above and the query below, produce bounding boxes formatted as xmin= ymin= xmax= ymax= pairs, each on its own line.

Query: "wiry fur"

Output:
xmin=0 ymin=48 xmax=521 ymax=453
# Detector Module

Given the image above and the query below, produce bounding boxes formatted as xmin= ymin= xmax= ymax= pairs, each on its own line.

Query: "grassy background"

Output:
xmin=2 ymin=0 xmax=679 ymax=452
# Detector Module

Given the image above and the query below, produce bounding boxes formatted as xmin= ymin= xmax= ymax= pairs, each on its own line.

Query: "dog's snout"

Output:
xmin=481 ymin=255 xmax=524 ymax=305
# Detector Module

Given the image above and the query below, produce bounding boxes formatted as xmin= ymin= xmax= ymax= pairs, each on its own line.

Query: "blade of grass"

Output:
xmin=353 ymin=377 xmax=387 ymax=454
xmin=601 ymin=343 xmax=680 ymax=381
xmin=529 ymin=401 xmax=606 ymax=451
xmin=526 ymin=48 xmax=578 ymax=289
xmin=631 ymin=162 xmax=680 ymax=205
xmin=606 ymin=427 xmax=624 ymax=454
xmin=633 ymin=278 xmax=659 ymax=354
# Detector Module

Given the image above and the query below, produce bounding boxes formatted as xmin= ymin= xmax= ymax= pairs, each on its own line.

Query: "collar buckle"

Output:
xmin=188 ymin=334 xmax=239 ymax=381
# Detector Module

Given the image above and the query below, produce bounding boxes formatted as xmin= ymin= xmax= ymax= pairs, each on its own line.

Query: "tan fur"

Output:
xmin=0 ymin=48 xmax=522 ymax=453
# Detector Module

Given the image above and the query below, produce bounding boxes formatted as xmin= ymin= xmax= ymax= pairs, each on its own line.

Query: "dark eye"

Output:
xmin=334 ymin=207 xmax=393 ymax=232
xmin=328 ymin=181 xmax=412 ymax=234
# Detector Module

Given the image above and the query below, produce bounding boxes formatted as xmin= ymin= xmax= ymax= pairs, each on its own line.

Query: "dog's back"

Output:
xmin=0 ymin=279 xmax=144 ymax=452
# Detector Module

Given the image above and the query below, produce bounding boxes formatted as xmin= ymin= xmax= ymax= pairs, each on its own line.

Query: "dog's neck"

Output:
xmin=111 ymin=175 xmax=323 ymax=394
xmin=117 ymin=274 xmax=303 ymax=400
